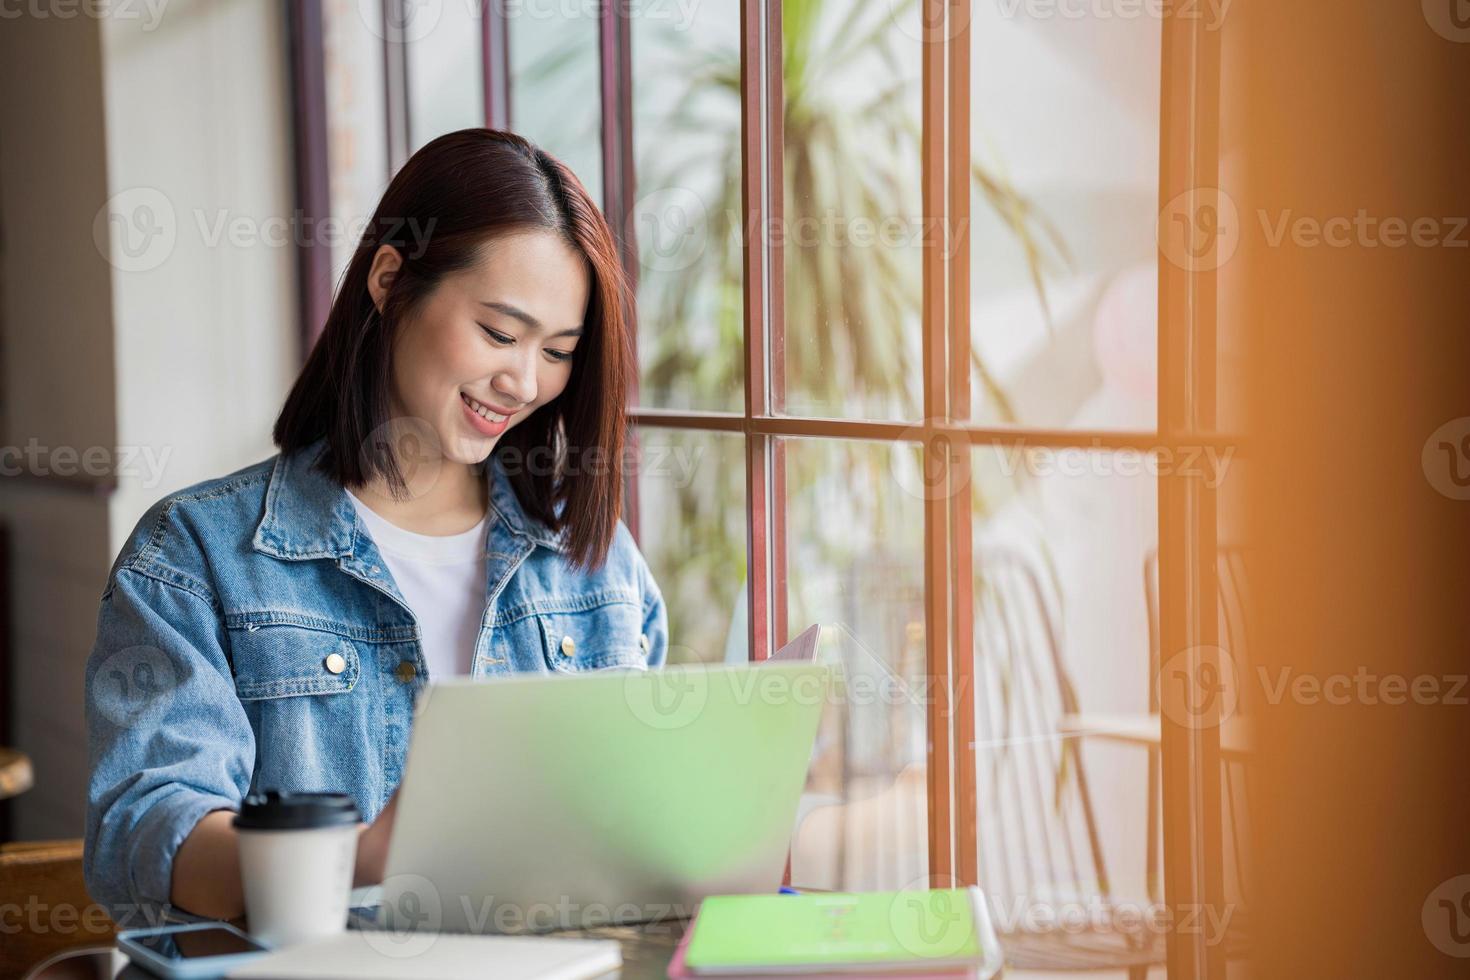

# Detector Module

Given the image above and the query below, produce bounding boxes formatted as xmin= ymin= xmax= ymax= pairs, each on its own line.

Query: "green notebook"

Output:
xmin=683 ymin=889 xmax=987 ymax=974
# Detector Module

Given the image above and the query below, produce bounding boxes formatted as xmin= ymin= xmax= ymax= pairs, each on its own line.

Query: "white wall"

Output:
xmin=100 ymin=0 xmax=299 ymax=553
xmin=0 ymin=0 xmax=299 ymax=839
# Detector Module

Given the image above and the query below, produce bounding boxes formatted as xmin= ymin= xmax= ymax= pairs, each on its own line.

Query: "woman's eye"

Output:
xmin=479 ymin=325 xmax=514 ymax=346
xmin=546 ymin=349 xmax=573 ymax=363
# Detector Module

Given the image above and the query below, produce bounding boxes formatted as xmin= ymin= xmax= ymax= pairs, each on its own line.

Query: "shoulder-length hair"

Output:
xmin=273 ymin=128 xmax=632 ymax=570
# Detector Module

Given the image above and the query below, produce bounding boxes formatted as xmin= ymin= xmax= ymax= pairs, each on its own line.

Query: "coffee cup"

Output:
xmin=234 ymin=790 xmax=361 ymax=947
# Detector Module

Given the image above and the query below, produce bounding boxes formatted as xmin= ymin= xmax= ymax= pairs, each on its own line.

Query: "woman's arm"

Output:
xmin=170 ymin=810 xmax=246 ymax=920
xmin=171 ymin=793 xmax=400 ymax=920
xmin=84 ymin=567 xmax=255 ymax=925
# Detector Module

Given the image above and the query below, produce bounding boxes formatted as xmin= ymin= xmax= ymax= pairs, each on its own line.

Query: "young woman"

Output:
xmin=82 ymin=129 xmax=667 ymax=924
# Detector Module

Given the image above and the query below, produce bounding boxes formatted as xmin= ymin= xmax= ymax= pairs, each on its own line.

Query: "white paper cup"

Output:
xmin=234 ymin=791 xmax=361 ymax=948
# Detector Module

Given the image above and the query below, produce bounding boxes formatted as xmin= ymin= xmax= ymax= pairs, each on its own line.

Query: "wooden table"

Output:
xmin=1058 ymin=712 xmax=1255 ymax=759
xmin=0 ymin=746 xmax=33 ymax=799
xmin=27 ymin=918 xmax=690 ymax=979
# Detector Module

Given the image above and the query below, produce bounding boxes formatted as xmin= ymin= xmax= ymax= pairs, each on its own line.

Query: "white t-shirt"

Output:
xmin=345 ymin=489 xmax=489 ymax=680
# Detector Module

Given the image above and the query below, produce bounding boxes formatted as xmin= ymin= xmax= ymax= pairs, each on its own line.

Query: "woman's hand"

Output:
xmin=353 ymin=787 xmax=400 ymax=887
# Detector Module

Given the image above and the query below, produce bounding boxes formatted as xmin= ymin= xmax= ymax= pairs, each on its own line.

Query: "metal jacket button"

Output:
xmin=560 ymin=635 xmax=576 ymax=656
xmin=395 ymin=661 xmax=417 ymax=683
xmin=324 ymin=653 xmax=346 ymax=675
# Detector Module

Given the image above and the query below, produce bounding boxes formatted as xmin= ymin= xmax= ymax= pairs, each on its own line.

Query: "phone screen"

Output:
xmin=133 ymin=926 xmax=267 ymax=960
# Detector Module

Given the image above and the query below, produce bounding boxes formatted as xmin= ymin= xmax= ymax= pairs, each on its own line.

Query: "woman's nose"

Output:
xmin=492 ymin=354 xmax=537 ymax=407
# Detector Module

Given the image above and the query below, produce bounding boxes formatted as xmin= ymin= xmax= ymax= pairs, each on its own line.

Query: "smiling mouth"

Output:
xmin=460 ymin=392 xmax=514 ymax=423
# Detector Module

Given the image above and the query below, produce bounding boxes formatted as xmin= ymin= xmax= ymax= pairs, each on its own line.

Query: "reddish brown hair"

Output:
xmin=273 ymin=128 xmax=633 ymax=569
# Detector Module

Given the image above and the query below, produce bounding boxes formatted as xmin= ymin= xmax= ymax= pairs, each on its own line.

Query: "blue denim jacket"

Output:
xmin=83 ymin=437 xmax=667 ymax=919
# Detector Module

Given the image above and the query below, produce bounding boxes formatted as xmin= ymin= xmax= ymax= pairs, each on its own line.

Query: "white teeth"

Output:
xmin=463 ymin=393 xmax=508 ymax=423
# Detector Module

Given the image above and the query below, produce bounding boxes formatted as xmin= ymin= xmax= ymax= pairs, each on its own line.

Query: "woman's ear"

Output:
xmin=366 ymin=245 xmax=403 ymax=314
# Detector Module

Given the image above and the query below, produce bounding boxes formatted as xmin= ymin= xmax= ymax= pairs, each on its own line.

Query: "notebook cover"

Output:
xmin=668 ymin=923 xmax=978 ymax=979
xmin=679 ymin=890 xmax=986 ymax=975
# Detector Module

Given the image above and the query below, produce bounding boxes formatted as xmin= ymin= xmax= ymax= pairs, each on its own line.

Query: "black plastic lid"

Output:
xmin=233 ymin=790 xmax=361 ymax=831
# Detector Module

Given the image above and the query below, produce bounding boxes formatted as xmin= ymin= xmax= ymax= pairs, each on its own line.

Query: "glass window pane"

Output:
xmin=968 ymin=9 xmax=1161 ymax=430
xmin=405 ymin=0 xmax=484 ymax=150
xmin=323 ymin=0 xmax=389 ymax=292
xmin=779 ymin=1 xmax=923 ymax=422
xmin=633 ymin=428 xmax=745 ymax=665
xmin=508 ymin=8 xmax=602 ymax=211
xmin=967 ymin=446 xmax=1161 ymax=929
xmin=779 ymin=438 xmax=927 ymax=890
xmin=631 ymin=2 xmax=744 ymax=412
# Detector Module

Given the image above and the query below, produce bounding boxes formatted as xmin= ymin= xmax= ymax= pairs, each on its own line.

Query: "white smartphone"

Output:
xmin=116 ymin=921 xmax=271 ymax=979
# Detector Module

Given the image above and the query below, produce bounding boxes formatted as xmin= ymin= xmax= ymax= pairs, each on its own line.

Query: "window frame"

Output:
xmin=290 ymin=3 xmax=1235 ymax=974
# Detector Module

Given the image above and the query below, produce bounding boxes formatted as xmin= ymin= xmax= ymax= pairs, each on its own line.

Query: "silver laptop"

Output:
xmin=364 ymin=647 xmax=829 ymax=935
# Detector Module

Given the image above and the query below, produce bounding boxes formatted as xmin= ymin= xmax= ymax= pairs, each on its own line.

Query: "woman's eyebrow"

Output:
xmin=480 ymin=300 xmax=583 ymax=338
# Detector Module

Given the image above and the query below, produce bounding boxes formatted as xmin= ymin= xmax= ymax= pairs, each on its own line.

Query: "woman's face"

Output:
xmin=367 ymin=229 xmax=591 ymax=468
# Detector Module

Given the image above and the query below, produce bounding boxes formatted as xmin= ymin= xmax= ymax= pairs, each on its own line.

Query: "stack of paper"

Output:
xmin=226 ymin=931 xmax=621 ymax=980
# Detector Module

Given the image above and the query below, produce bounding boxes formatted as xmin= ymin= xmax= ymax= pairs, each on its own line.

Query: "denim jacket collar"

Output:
xmin=252 ymin=437 xmax=565 ymax=560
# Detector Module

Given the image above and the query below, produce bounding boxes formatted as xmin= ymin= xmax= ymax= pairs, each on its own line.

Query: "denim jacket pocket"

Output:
xmin=226 ymin=620 xmax=361 ymax=699
xmin=535 ymin=597 xmax=650 ymax=673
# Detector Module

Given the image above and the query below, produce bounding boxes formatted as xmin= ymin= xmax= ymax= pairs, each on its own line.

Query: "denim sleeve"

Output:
xmin=638 ymin=554 xmax=670 ymax=669
xmin=83 ymin=566 xmax=254 ymax=924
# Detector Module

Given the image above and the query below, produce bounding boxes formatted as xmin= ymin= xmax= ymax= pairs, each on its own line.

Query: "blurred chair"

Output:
xmin=972 ymin=546 xmax=1163 ymax=977
xmin=0 ymin=838 xmax=117 ymax=978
